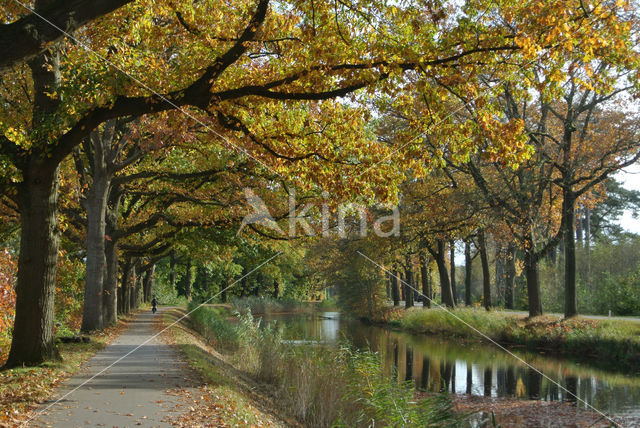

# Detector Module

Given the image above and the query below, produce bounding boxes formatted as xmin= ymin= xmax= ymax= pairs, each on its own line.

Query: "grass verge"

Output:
xmin=372 ymin=307 xmax=640 ymax=369
xmin=158 ymin=308 xmax=292 ymax=427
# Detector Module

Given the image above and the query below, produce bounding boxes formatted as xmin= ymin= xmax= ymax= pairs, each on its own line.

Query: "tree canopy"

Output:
xmin=0 ymin=0 xmax=639 ymax=368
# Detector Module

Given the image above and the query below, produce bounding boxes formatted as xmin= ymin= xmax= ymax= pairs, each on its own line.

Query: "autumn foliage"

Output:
xmin=0 ymin=250 xmax=16 ymax=362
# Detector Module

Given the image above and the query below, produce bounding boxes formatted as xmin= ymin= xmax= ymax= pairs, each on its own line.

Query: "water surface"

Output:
xmin=261 ymin=311 xmax=640 ymax=418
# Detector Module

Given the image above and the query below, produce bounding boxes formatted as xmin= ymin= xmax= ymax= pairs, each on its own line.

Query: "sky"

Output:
xmin=615 ymin=164 xmax=640 ymax=234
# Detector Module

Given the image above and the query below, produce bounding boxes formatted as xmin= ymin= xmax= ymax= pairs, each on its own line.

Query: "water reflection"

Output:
xmin=260 ymin=311 xmax=640 ymax=417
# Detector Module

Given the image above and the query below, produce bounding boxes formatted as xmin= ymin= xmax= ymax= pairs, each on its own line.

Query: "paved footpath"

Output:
xmin=30 ymin=309 xmax=199 ymax=427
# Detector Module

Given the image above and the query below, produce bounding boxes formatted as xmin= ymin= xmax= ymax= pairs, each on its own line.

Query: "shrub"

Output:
xmin=0 ymin=248 xmax=16 ymax=361
xmin=540 ymin=236 xmax=640 ymax=316
xmin=231 ymin=296 xmax=304 ymax=314
xmin=316 ymin=297 xmax=338 ymax=310
xmin=591 ymin=273 xmax=639 ymax=315
xmin=335 ymin=253 xmax=387 ymax=319
xmin=189 ymin=305 xmax=462 ymax=427
xmin=153 ymin=275 xmax=188 ymax=306
xmin=55 ymin=251 xmax=85 ymax=332
xmin=189 ymin=305 xmax=241 ymax=352
xmin=339 ymin=347 xmax=461 ymax=427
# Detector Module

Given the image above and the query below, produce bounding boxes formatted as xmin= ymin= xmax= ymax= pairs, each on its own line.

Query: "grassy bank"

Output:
xmin=158 ymin=309 xmax=291 ymax=427
xmin=188 ymin=303 xmax=463 ymax=427
xmin=373 ymin=307 xmax=640 ymax=368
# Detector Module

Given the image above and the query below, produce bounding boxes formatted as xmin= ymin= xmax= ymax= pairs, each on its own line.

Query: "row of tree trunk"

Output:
xmin=387 ymin=235 xmax=520 ymax=311
xmin=117 ymin=258 xmax=155 ymax=315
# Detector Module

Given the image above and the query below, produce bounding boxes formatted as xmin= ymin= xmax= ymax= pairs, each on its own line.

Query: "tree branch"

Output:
xmin=0 ymin=0 xmax=137 ymax=71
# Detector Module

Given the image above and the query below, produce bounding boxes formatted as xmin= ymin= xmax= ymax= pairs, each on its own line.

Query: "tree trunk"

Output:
xmin=385 ymin=272 xmax=392 ymax=299
xmin=449 ymin=241 xmax=457 ymax=305
xmin=504 ymin=244 xmax=516 ymax=310
xmin=143 ymin=264 xmax=154 ymax=303
xmin=273 ymin=279 xmax=279 ymax=299
xmin=136 ymin=271 xmax=143 ymax=308
xmin=392 ymin=270 xmax=400 ymax=306
xmin=119 ymin=258 xmax=132 ymax=315
xmin=253 ymin=272 xmax=261 ymax=296
xmin=184 ymin=260 xmax=192 ymax=300
xmin=5 ymin=33 xmax=62 ymax=367
xmin=103 ymin=237 xmax=118 ymax=325
xmin=81 ymin=165 xmax=110 ymax=332
xmin=548 ymin=246 xmax=557 ymax=265
xmin=563 ymin=190 xmax=578 ymax=318
xmin=240 ymin=274 xmax=248 ymax=297
xmin=131 ymin=262 xmax=140 ymax=309
xmin=169 ymin=251 xmax=176 ymax=291
xmin=103 ymin=191 xmax=121 ymax=325
xmin=5 ymin=165 xmax=61 ymax=367
xmin=495 ymin=246 xmax=504 ymax=306
xmin=420 ymin=253 xmax=431 ymax=308
xmin=433 ymin=240 xmax=455 ymax=307
xmin=404 ymin=264 xmax=414 ymax=309
xmin=464 ymin=241 xmax=472 ymax=306
xmin=575 ymin=205 xmax=584 ymax=245
xmin=584 ymin=207 xmax=591 ymax=287
xmin=523 ymin=236 xmax=543 ymax=317
xmin=117 ymin=278 xmax=124 ymax=314
xmin=82 ymin=122 xmax=119 ymax=332
xmin=478 ymin=230 xmax=491 ymax=310
xmin=221 ymin=276 xmax=228 ymax=303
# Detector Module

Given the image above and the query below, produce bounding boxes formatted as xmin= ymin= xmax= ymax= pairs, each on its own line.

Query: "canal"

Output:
xmin=261 ymin=311 xmax=640 ymax=418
